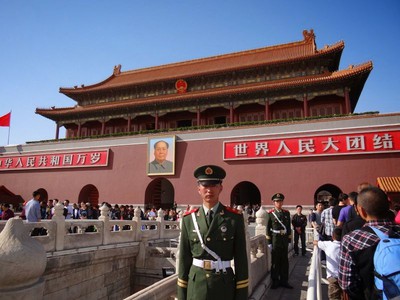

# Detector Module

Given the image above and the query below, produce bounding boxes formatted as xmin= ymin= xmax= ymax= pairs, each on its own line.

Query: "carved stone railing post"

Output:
xmin=52 ymin=202 xmax=66 ymax=251
xmin=0 ymin=218 xmax=47 ymax=299
xmin=255 ymin=207 xmax=267 ymax=236
xmin=136 ymin=231 xmax=148 ymax=269
xmin=157 ymin=208 xmax=165 ymax=239
xmin=99 ymin=204 xmax=110 ymax=245
xmin=255 ymin=207 xmax=270 ymax=272
xmin=133 ymin=207 xmax=142 ymax=241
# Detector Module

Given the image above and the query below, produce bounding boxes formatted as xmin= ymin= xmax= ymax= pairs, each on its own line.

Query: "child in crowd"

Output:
xmin=314 ymin=227 xmax=343 ymax=300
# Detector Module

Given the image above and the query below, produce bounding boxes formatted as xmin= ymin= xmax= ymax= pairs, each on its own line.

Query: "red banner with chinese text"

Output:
xmin=0 ymin=149 xmax=109 ymax=171
xmin=223 ymin=130 xmax=400 ymax=160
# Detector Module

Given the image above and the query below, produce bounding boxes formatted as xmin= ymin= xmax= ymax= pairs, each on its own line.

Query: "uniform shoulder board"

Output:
xmin=283 ymin=209 xmax=289 ymax=213
xmin=225 ymin=206 xmax=241 ymax=215
xmin=268 ymin=209 xmax=274 ymax=213
xmin=183 ymin=208 xmax=199 ymax=217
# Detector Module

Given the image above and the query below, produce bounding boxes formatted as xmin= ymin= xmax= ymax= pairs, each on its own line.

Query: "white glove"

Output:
xmin=268 ymin=244 xmax=272 ymax=250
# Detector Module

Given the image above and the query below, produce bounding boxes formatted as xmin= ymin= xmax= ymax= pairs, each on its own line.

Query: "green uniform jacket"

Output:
xmin=266 ymin=208 xmax=292 ymax=245
xmin=177 ymin=203 xmax=249 ymax=300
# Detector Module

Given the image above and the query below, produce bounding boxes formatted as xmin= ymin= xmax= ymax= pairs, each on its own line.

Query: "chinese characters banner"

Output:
xmin=223 ymin=130 xmax=400 ymax=160
xmin=0 ymin=149 xmax=109 ymax=171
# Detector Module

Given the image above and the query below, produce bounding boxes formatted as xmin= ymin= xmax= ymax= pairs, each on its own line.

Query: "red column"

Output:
xmin=155 ymin=112 xmax=159 ymax=130
xmin=344 ymin=87 xmax=351 ymax=114
xmin=101 ymin=121 xmax=105 ymax=135
xmin=77 ymin=123 xmax=81 ymax=137
xmin=127 ymin=117 xmax=131 ymax=132
xmin=265 ymin=99 xmax=270 ymax=120
xmin=230 ymin=104 xmax=234 ymax=123
xmin=303 ymin=94 xmax=308 ymax=118
xmin=197 ymin=107 xmax=201 ymax=126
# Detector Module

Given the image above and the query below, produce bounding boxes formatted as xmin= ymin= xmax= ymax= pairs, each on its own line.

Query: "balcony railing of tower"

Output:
xmin=26 ymin=111 xmax=379 ymax=144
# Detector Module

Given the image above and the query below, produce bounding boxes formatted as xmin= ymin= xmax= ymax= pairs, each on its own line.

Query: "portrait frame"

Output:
xmin=147 ymin=135 xmax=176 ymax=176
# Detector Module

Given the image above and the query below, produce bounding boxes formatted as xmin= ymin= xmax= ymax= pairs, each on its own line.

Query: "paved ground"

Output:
xmin=247 ymin=223 xmax=328 ymax=300
xmin=265 ymin=246 xmax=328 ymax=300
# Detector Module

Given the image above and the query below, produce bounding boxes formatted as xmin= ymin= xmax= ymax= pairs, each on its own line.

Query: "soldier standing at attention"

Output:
xmin=266 ymin=193 xmax=293 ymax=289
xmin=177 ymin=165 xmax=249 ymax=300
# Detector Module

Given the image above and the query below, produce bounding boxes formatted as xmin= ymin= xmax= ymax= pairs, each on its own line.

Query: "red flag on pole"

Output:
xmin=0 ymin=112 xmax=11 ymax=127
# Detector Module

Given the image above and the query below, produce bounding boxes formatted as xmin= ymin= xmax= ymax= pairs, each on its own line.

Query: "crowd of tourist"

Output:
xmin=0 ymin=199 xmax=262 ymax=223
xmin=307 ymin=183 xmax=400 ymax=300
xmin=0 ymin=194 xmax=185 ymax=236
xmin=0 ymin=196 xmax=181 ymax=223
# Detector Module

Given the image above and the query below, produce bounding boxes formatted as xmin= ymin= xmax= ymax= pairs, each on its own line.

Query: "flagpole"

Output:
xmin=7 ymin=110 xmax=11 ymax=145
xmin=7 ymin=125 xmax=10 ymax=145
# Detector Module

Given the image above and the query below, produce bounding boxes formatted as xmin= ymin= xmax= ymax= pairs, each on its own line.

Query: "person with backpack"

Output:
xmin=338 ymin=186 xmax=400 ymax=300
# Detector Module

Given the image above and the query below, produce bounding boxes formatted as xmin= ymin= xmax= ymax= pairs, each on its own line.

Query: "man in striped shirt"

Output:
xmin=321 ymin=196 xmax=336 ymax=240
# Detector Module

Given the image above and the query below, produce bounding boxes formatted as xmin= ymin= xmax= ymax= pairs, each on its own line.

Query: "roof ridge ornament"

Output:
xmin=113 ymin=64 xmax=122 ymax=76
xmin=303 ymin=29 xmax=315 ymax=42
xmin=303 ymin=29 xmax=316 ymax=52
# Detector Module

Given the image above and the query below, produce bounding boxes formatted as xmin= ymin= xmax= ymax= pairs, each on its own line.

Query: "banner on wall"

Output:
xmin=223 ymin=130 xmax=400 ymax=160
xmin=0 ymin=149 xmax=109 ymax=171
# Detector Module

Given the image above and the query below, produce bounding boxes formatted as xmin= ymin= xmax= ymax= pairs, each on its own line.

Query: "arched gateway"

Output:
xmin=145 ymin=178 xmax=175 ymax=209
xmin=230 ymin=181 xmax=261 ymax=207
xmin=314 ymin=184 xmax=342 ymax=206
xmin=78 ymin=184 xmax=99 ymax=206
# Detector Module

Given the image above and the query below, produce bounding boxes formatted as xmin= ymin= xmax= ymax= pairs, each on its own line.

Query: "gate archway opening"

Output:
xmin=78 ymin=184 xmax=99 ymax=206
xmin=314 ymin=184 xmax=342 ymax=207
xmin=145 ymin=178 xmax=175 ymax=210
xmin=230 ymin=181 xmax=261 ymax=207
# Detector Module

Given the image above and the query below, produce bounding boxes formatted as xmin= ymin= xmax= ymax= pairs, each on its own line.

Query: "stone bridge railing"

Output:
xmin=0 ymin=203 xmax=182 ymax=300
xmin=0 ymin=204 xmax=291 ymax=299
xmin=0 ymin=203 xmax=180 ymax=253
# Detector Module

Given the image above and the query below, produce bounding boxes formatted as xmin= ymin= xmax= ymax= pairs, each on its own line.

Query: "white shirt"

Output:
xmin=203 ymin=202 xmax=219 ymax=216
xmin=317 ymin=240 xmax=341 ymax=279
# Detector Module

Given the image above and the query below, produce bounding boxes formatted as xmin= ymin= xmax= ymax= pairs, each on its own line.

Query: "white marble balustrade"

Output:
xmin=0 ymin=203 xmax=181 ymax=252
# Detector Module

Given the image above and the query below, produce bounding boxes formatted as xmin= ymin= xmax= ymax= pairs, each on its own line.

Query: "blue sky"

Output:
xmin=0 ymin=0 xmax=399 ymax=145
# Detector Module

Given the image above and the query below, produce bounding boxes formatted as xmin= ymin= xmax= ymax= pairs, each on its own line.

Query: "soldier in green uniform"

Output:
xmin=177 ymin=165 xmax=249 ymax=300
xmin=266 ymin=193 xmax=293 ymax=289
